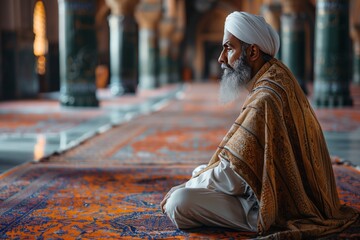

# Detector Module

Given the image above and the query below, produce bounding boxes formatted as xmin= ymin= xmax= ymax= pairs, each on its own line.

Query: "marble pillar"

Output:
xmin=170 ymin=0 xmax=185 ymax=83
xmin=281 ymin=0 xmax=308 ymax=94
xmin=58 ymin=0 xmax=98 ymax=107
xmin=106 ymin=0 xmax=139 ymax=95
xmin=1 ymin=0 xmax=37 ymax=99
xmin=158 ymin=17 xmax=174 ymax=86
xmin=135 ymin=0 xmax=161 ymax=89
xmin=314 ymin=0 xmax=352 ymax=107
xmin=351 ymin=25 xmax=360 ymax=84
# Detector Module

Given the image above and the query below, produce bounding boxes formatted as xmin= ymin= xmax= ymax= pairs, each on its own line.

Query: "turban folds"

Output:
xmin=224 ymin=11 xmax=280 ymax=57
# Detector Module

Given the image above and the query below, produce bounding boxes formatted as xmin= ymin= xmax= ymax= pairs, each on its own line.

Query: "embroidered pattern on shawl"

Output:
xmin=197 ymin=58 xmax=359 ymax=239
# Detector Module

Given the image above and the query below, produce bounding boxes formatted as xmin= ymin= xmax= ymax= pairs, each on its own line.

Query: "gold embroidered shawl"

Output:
xmin=198 ymin=59 xmax=359 ymax=239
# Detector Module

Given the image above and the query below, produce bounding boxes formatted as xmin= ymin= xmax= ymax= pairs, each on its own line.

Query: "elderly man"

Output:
xmin=160 ymin=11 xmax=359 ymax=239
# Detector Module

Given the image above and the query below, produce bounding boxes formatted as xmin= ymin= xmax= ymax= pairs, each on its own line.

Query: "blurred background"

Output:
xmin=0 ymin=0 xmax=359 ymax=107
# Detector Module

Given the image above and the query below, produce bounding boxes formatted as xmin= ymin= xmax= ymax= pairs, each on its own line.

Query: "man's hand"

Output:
xmin=160 ymin=183 xmax=186 ymax=213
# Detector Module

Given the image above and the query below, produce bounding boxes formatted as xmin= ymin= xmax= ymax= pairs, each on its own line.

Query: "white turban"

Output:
xmin=224 ymin=11 xmax=280 ymax=57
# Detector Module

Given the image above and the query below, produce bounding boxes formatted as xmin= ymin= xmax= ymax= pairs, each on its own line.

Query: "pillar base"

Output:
xmin=110 ymin=79 xmax=136 ymax=95
xmin=139 ymin=75 xmax=158 ymax=90
xmin=60 ymin=93 xmax=99 ymax=107
xmin=314 ymin=96 xmax=353 ymax=108
xmin=313 ymin=81 xmax=353 ymax=107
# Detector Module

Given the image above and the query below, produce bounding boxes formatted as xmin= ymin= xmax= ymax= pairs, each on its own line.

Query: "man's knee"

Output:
xmin=165 ymin=188 xmax=200 ymax=229
xmin=165 ymin=188 xmax=193 ymax=216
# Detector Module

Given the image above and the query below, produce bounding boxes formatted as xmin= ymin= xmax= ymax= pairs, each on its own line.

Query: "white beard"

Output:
xmin=219 ymin=57 xmax=252 ymax=104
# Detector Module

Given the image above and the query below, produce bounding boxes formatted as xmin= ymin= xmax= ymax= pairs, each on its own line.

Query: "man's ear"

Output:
xmin=248 ymin=44 xmax=261 ymax=62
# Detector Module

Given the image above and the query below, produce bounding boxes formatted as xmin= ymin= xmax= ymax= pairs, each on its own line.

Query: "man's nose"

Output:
xmin=218 ymin=50 xmax=226 ymax=64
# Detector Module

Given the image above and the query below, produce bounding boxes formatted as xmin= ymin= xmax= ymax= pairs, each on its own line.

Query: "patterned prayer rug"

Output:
xmin=42 ymin=113 xmax=234 ymax=165
xmin=0 ymin=112 xmax=102 ymax=134
xmin=0 ymin=162 xmax=358 ymax=239
xmin=0 ymin=163 xmax=257 ymax=239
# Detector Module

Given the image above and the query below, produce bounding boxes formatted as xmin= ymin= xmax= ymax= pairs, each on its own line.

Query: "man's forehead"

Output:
xmin=222 ymin=30 xmax=238 ymax=45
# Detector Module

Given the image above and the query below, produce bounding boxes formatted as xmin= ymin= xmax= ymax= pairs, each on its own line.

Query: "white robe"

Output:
xmin=165 ymin=158 xmax=259 ymax=231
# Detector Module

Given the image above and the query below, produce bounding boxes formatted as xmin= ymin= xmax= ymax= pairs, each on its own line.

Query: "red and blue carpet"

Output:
xmin=0 ymin=162 xmax=358 ymax=239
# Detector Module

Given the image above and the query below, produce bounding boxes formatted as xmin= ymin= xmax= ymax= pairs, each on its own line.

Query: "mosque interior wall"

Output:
xmin=0 ymin=0 xmax=358 ymax=101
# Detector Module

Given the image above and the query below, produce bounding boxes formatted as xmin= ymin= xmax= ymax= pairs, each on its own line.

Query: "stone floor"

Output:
xmin=0 ymin=82 xmax=359 ymax=174
xmin=0 ymin=84 xmax=183 ymax=173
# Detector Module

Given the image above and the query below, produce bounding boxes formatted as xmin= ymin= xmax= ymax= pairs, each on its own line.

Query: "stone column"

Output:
xmin=58 ymin=0 xmax=98 ymax=107
xmin=135 ymin=0 xmax=162 ymax=89
xmin=170 ymin=0 xmax=185 ymax=83
xmin=314 ymin=0 xmax=352 ymax=107
xmin=351 ymin=25 xmax=360 ymax=84
xmin=262 ymin=0 xmax=282 ymax=59
xmin=45 ymin=0 xmax=60 ymax=92
xmin=280 ymin=0 xmax=307 ymax=94
xmin=0 ymin=0 xmax=37 ymax=99
xmin=0 ymin=33 xmax=2 ymax=100
xmin=106 ymin=0 xmax=139 ymax=95
xmin=158 ymin=17 xmax=174 ymax=86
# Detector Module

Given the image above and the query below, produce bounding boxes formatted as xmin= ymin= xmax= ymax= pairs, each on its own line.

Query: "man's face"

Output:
xmin=218 ymin=31 xmax=252 ymax=103
xmin=218 ymin=31 xmax=242 ymax=67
